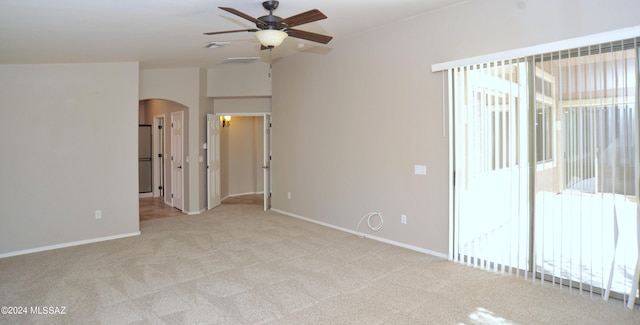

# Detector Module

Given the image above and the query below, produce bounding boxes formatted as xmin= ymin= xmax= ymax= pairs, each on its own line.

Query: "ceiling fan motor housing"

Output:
xmin=262 ymin=1 xmax=279 ymax=11
xmin=258 ymin=15 xmax=283 ymax=29
xmin=259 ymin=1 xmax=283 ymax=29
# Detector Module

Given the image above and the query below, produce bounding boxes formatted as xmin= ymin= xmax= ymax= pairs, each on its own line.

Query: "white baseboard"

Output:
xmin=138 ymin=193 xmax=153 ymax=198
xmin=0 ymin=232 xmax=141 ymax=259
xmin=187 ymin=208 xmax=206 ymax=215
xmin=222 ymin=192 xmax=265 ymax=201
xmin=270 ymin=209 xmax=448 ymax=259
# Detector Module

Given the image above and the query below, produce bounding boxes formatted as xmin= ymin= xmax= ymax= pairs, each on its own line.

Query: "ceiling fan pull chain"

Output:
xmin=269 ymin=50 xmax=273 ymax=78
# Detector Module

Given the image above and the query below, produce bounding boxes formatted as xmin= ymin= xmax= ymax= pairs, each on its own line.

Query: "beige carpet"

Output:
xmin=1 ymin=204 xmax=639 ymax=324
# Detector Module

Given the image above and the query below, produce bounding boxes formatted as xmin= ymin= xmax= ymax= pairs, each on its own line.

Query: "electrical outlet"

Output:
xmin=287 ymin=192 xmax=292 ymax=199
xmin=401 ymin=214 xmax=407 ymax=224
xmin=95 ymin=210 xmax=102 ymax=219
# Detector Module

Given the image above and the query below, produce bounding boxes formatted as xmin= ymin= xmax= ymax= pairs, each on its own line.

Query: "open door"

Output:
xmin=170 ymin=111 xmax=184 ymax=211
xmin=263 ymin=114 xmax=271 ymax=211
xmin=207 ymin=114 xmax=221 ymax=210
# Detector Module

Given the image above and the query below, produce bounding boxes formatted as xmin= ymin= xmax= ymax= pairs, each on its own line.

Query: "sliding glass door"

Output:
xmin=533 ymin=46 xmax=638 ymax=300
xmin=451 ymin=60 xmax=531 ymax=274
xmin=451 ymin=39 xmax=639 ymax=304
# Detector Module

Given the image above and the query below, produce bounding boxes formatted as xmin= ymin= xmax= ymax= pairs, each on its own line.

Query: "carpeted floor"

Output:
xmin=1 ymin=203 xmax=639 ymax=324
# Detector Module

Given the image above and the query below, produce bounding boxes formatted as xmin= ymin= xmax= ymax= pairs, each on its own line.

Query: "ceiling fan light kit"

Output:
xmin=254 ymin=30 xmax=288 ymax=48
xmin=204 ymin=1 xmax=332 ymax=49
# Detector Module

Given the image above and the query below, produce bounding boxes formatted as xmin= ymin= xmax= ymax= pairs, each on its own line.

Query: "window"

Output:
xmin=535 ymin=105 xmax=553 ymax=163
xmin=447 ymin=37 xmax=639 ymax=308
xmin=534 ymin=67 xmax=556 ymax=165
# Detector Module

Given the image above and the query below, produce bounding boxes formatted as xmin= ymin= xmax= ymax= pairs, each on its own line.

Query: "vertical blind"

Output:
xmin=450 ymin=38 xmax=640 ymax=308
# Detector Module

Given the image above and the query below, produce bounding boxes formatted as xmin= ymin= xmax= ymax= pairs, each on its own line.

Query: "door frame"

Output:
xmin=263 ymin=114 xmax=271 ymax=211
xmin=211 ymin=112 xmax=272 ymax=211
xmin=152 ymin=115 xmax=165 ymax=198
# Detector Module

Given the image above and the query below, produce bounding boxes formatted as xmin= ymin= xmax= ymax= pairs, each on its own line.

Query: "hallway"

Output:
xmin=139 ymin=194 xmax=263 ymax=221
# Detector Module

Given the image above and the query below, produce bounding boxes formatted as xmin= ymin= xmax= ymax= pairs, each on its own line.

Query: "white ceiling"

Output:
xmin=0 ymin=0 xmax=462 ymax=69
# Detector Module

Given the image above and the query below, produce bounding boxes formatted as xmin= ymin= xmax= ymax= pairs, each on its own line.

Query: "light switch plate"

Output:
xmin=414 ymin=165 xmax=427 ymax=175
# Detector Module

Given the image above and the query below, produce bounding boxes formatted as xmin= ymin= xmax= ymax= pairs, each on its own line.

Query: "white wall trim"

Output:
xmin=221 ymin=192 xmax=264 ymax=202
xmin=432 ymin=25 xmax=640 ymax=72
xmin=139 ymin=193 xmax=153 ymax=198
xmin=186 ymin=208 xmax=206 ymax=215
xmin=271 ymin=209 xmax=448 ymax=259
xmin=0 ymin=232 xmax=141 ymax=259
xmin=222 ymin=192 xmax=265 ymax=201
xmin=215 ymin=112 xmax=271 ymax=117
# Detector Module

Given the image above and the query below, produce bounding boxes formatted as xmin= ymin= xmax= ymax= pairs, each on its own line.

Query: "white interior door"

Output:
xmin=170 ymin=111 xmax=184 ymax=211
xmin=263 ymin=114 xmax=271 ymax=211
xmin=207 ymin=114 xmax=221 ymax=210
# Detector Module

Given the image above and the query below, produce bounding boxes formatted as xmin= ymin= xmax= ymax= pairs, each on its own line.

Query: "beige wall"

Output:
xmin=207 ymin=62 xmax=271 ymax=97
xmin=0 ymin=62 xmax=140 ymax=255
xmin=271 ymin=0 xmax=640 ymax=256
xmin=213 ymin=98 xmax=271 ymax=114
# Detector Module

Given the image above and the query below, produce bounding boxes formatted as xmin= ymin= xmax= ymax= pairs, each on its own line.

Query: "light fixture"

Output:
xmin=255 ymin=29 xmax=288 ymax=48
xmin=221 ymin=115 xmax=231 ymax=128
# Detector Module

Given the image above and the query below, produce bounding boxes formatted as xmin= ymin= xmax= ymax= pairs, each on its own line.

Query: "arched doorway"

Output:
xmin=139 ymin=99 xmax=188 ymax=213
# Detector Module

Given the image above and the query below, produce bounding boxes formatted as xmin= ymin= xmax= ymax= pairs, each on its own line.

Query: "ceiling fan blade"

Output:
xmin=279 ymin=9 xmax=327 ymax=28
xmin=287 ymin=29 xmax=333 ymax=44
xmin=203 ymin=29 xmax=258 ymax=35
xmin=219 ymin=7 xmax=264 ymax=27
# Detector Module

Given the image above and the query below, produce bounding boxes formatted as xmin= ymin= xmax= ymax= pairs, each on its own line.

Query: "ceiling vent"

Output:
xmin=221 ymin=57 xmax=260 ymax=64
xmin=205 ymin=42 xmax=230 ymax=49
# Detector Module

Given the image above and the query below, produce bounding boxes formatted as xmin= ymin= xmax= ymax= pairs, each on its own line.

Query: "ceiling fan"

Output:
xmin=204 ymin=0 xmax=333 ymax=49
